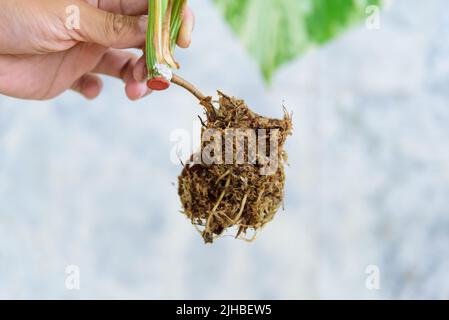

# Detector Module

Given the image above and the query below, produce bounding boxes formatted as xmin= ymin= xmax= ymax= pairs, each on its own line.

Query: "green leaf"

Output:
xmin=213 ymin=0 xmax=382 ymax=82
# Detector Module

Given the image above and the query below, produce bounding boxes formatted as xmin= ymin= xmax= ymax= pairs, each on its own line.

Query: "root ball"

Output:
xmin=178 ymin=92 xmax=292 ymax=243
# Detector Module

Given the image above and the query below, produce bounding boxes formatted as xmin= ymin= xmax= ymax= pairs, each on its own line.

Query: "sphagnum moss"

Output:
xmin=178 ymin=92 xmax=292 ymax=243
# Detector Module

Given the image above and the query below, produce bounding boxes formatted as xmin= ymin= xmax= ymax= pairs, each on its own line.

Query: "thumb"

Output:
xmin=75 ymin=3 xmax=147 ymax=49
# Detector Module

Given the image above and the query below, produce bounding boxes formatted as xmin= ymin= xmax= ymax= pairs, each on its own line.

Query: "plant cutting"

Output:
xmin=146 ymin=0 xmax=382 ymax=243
xmin=145 ymin=0 xmax=292 ymax=243
xmin=145 ymin=0 xmax=203 ymax=98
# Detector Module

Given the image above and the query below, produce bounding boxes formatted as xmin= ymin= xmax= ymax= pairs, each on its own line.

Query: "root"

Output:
xmin=205 ymin=174 xmax=231 ymax=233
xmin=238 ymin=232 xmax=258 ymax=243
xmin=178 ymin=92 xmax=293 ymax=244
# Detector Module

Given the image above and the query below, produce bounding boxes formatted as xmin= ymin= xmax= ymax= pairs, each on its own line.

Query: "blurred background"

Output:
xmin=1 ymin=0 xmax=449 ymax=299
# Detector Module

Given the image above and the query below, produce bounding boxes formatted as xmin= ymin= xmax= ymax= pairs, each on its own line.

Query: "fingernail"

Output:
xmin=183 ymin=6 xmax=195 ymax=30
xmin=139 ymin=84 xmax=148 ymax=98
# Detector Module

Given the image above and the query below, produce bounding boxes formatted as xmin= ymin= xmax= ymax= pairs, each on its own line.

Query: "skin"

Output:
xmin=0 ymin=0 xmax=194 ymax=100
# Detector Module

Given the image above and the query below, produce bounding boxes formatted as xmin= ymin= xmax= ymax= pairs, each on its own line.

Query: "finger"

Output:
xmin=125 ymin=78 xmax=153 ymax=100
xmin=177 ymin=5 xmax=195 ymax=48
xmin=74 ymin=2 xmax=147 ymax=49
xmin=93 ymin=49 xmax=151 ymax=100
xmin=133 ymin=55 xmax=147 ymax=83
xmin=94 ymin=49 xmax=137 ymax=80
xmin=71 ymin=73 xmax=103 ymax=99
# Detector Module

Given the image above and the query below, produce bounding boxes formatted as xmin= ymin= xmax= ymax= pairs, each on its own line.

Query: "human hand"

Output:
xmin=0 ymin=0 xmax=194 ymax=100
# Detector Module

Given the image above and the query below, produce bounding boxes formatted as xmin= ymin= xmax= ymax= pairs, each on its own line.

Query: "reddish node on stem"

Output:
xmin=147 ymin=77 xmax=171 ymax=91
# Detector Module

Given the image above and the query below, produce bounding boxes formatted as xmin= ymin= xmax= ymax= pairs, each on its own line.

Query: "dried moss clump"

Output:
xmin=178 ymin=92 xmax=292 ymax=243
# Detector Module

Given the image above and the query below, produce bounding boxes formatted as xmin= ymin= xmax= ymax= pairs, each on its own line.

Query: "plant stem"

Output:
xmin=162 ymin=0 xmax=179 ymax=69
xmin=171 ymin=74 xmax=206 ymax=101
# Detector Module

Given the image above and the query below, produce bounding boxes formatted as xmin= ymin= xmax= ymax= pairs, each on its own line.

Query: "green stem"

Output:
xmin=170 ymin=0 xmax=186 ymax=51
xmin=146 ymin=0 xmax=186 ymax=80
